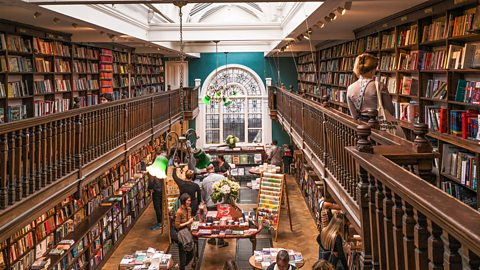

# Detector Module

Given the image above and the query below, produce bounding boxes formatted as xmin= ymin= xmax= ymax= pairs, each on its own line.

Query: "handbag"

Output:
xmin=177 ymin=227 xmax=194 ymax=252
xmin=375 ymin=81 xmax=406 ymax=138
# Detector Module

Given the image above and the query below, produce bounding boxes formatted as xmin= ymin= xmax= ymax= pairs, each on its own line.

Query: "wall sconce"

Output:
xmin=329 ymin=13 xmax=337 ymax=21
xmin=33 ymin=12 xmax=41 ymax=19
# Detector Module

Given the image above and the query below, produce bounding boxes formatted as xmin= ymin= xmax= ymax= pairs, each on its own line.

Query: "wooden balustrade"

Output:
xmin=272 ymin=87 xmax=435 ymax=231
xmin=0 ymin=89 xmax=188 ymax=213
xmin=347 ymin=125 xmax=480 ymax=269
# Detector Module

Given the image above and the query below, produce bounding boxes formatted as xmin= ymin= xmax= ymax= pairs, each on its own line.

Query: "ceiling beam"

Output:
xmin=26 ymin=0 xmax=321 ymax=4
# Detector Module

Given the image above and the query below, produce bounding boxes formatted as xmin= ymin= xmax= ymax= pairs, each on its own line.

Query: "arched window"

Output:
xmin=197 ymin=64 xmax=270 ymax=146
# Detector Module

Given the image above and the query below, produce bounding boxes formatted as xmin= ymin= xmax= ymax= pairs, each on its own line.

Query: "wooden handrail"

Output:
xmin=346 ymin=126 xmax=480 ymax=269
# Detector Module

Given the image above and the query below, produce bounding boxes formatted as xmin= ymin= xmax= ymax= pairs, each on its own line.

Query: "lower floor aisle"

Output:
xmin=102 ymin=175 xmax=319 ymax=269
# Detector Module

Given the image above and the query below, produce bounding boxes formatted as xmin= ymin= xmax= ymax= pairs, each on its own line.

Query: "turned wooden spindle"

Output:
xmin=321 ymin=95 xmax=329 ymax=107
xmin=0 ymin=134 xmax=7 ymax=209
xmin=413 ymin=123 xmax=432 ymax=153
xmin=357 ymin=125 xmax=373 ymax=154
xmin=366 ymin=109 xmax=380 ymax=130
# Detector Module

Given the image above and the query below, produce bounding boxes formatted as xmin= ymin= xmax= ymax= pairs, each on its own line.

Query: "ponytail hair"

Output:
xmin=353 ymin=53 xmax=378 ymax=76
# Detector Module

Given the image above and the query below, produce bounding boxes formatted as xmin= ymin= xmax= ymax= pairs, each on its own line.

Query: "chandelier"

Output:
xmin=202 ymin=41 xmax=237 ymax=106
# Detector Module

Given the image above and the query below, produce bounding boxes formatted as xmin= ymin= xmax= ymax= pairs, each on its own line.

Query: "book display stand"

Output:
xmin=256 ymin=172 xmax=292 ymax=241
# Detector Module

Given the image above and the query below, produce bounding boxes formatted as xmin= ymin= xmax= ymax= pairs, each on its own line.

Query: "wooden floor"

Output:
xmin=102 ymin=175 xmax=319 ymax=269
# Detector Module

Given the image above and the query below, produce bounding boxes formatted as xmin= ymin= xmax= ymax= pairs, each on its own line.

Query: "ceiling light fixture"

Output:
xmin=33 ymin=12 xmax=41 ymax=19
xmin=329 ymin=13 xmax=337 ymax=20
xmin=324 ymin=16 xmax=331 ymax=22
xmin=319 ymin=22 xmax=325 ymax=28
xmin=303 ymin=34 xmax=310 ymax=40
xmin=72 ymin=23 xmax=78 ymax=28
xmin=337 ymin=7 xmax=346 ymax=15
xmin=53 ymin=17 xmax=60 ymax=24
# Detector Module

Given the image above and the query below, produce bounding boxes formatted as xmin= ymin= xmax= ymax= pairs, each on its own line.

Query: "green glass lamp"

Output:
xmin=146 ymin=154 xmax=168 ymax=178
xmin=223 ymin=97 xmax=233 ymax=107
xmin=193 ymin=148 xmax=211 ymax=169
xmin=202 ymin=95 xmax=211 ymax=105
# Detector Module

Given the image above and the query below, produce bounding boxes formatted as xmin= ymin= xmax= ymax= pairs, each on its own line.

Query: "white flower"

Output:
xmin=221 ymin=185 xmax=231 ymax=194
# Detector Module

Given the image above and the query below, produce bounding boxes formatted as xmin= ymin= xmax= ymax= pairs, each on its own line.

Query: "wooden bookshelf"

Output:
xmin=0 ymin=20 xmax=165 ymax=123
xmin=307 ymin=0 xmax=480 ymax=209
xmin=297 ymin=53 xmax=318 ymax=95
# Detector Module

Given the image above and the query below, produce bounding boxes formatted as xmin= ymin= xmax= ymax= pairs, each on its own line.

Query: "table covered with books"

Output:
xmin=249 ymin=248 xmax=304 ymax=269
xmin=248 ymin=164 xmax=281 ymax=175
xmin=118 ymin=248 xmax=174 ymax=270
xmin=191 ymin=208 xmax=261 ymax=259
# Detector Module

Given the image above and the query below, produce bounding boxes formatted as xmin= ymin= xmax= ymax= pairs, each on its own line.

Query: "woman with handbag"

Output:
xmin=318 ymin=212 xmax=348 ymax=270
xmin=174 ymin=193 xmax=195 ymax=270
xmin=346 ymin=53 xmax=396 ymax=123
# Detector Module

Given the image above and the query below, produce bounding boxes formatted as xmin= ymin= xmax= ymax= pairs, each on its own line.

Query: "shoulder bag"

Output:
xmin=375 ymin=81 xmax=406 ymax=138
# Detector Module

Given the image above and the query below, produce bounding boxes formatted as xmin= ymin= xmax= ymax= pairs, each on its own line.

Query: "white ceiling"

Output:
xmin=0 ymin=0 xmax=431 ymax=56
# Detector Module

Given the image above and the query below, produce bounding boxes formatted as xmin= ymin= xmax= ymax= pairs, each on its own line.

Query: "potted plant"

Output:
xmin=225 ymin=135 xmax=239 ymax=149
xmin=211 ymin=178 xmax=242 ymax=218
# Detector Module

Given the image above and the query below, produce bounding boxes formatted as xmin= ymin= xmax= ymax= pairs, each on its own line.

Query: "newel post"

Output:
xmin=413 ymin=123 xmax=435 ymax=184
xmin=366 ymin=109 xmax=380 ymax=130
xmin=321 ymin=95 xmax=329 ymax=107
xmin=356 ymin=124 xmax=373 ymax=269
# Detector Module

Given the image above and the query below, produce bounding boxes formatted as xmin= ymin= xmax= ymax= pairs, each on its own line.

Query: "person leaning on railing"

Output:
xmin=346 ymin=53 xmax=395 ymax=122
xmin=318 ymin=212 xmax=348 ymax=270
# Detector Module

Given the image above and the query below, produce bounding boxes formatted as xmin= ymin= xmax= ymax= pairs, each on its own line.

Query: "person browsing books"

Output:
xmin=201 ymin=164 xmax=228 ymax=247
xmin=148 ymin=176 xmax=164 ymax=231
xmin=173 ymin=167 xmax=202 ymax=217
xmin=174 ymin=193 xmax=195 ymax=270
xmin=347 ymin=53 xmax=395 ymax=121
xmin=266 ymin=250 xmax=297 ymax=270
xmin=215 ymin=155 xmax=231 ymax=175
xmin=268 ymin=140 xmax=283 ymax=167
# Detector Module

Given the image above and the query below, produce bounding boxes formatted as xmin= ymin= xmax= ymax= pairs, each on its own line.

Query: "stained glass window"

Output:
xmin=204 ymin=67 xmax=264 ymax=144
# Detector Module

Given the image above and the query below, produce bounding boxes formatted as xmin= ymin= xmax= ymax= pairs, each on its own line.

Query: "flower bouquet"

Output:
xmin=211 ymin=178 xmax=240 ymax=205
xmin=225 ymin=135 xmax=239 ymax=149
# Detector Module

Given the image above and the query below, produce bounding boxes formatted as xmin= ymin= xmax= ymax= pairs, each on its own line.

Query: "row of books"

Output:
xmin=113 ymin=51 xmax=128 ymax=63
xmin=33 ymin=38 xmax=70 ymax=57
xmin=298 ymin=73 xmax=316 ymax=82
xmin=33 ymin=80 xmax=53 ymax=94
xmin=54 ymin=79 xmax=71 ymax=92
xmin=2 ymin=56 xmax=33 ymax=72
xmin=74 ymin=78 xmax=99 ymax=91
xmin=73 ymin=46 xmax=99 ymax=60
xmin=1 ymin=34 xmax=32 ymax=53
xmin=113 ymin=77 xmax=129 ymax=88
xmin=7 ymin=80 xmax=30 ymax=97
xmin=297 ymin=63 xmax=316 ymax=72
xmin=135 ymin=55 xmax=163 ymax=66
xmin=35 ymin=58 xmax=51 ymax=73
xmin=34 ymin=99 xmax=70 ymax=117
xmin=455 ymin=79 xmax=480 ymax=104
xmin=440 ymin=180 xmax=477 ymax=209
xmin=339 ymin=57 xmax=355 ymax=71
xmin=54 ymin=59 xmax=71 ymax=73
xmin=330 ymin=88 xmax=347 ymax=103
xmin=366 ymin=35 xmax=380 ymax=52
xmin=379 ymin=54 xmax=396 ymax=71
xmin=421 ymin=16 xmax=448 ymax=43
xmin=450 ymin=110 xmax=479 ymax=140
xmin=378 ymin=75 xmax=396 ymax=94
xmin=448 ymin=7 xmax=478 ymax=38
xmin=319 ymin=59 xmax=339 ymax=71
xmin=73 ymin=61 xmax=99 ymax=73
xmin=442 ymin=144 xmax=477 ymax=190
xmin=424 ymin=106 xmax=447 ymax=133
xmin=100 ymin=63 xmax=112 ymax=71
xmin=397 ymin=24 xmax=418 ymax=47
xmin=298 ymin=54 xmax=316 ymax=64
xmin=398 ymin=75 xmax=419 ymax=96
xmin=114 ymin=63 xmax=128 ymax=74
xmin=381 ymin=32 xmax=396 ymax=50
xmin=425 ymin=79 xmax=447 ymax=99
xmin=392 ymin=100 xmax=419 ymax=123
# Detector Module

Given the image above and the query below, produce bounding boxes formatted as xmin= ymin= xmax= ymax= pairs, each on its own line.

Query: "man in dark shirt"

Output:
xmin=148 ymin=176 xmax=163 ymax=230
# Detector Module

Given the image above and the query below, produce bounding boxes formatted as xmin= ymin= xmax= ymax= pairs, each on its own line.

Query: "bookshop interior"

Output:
xmin=1 ymin=0 xmax=480 ymax=269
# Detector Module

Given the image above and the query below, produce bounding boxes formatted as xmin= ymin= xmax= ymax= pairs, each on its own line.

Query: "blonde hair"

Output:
xmin=185 ymin=170 xmax=194 ymax=180
xmin=312 ymin=260 xmax=334 ymax=270
xmin=320 ymin=212 xmax=345 ymax=250
xmin=353 ymin=53 xmax=378 ymax=76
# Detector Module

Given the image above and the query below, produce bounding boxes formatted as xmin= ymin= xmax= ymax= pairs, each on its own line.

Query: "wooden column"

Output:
xmin=21 ymin=129 xmax=30 ymax=198
xmin=15 ymin=130 xmax=23 ymax=201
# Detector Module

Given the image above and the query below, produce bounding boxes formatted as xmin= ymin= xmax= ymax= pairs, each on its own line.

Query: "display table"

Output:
xmin=118 ymin=248 xmax=174 ymax=270
xmin=191 ymin=211 xmax=261 ymax=261
xmin=248 ymin=248 xmax=304 ymax=269
xmin=248 ymin=164 xmax=281 ymax=175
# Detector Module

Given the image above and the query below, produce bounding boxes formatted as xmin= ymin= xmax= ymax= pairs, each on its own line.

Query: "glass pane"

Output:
xmin=206 ymin=114 xmax=219 ymax=129
xmin=248 ymin=99 xmax=261 ymax=113
xmin=206 ymin=102 xmax=219 ymax=113
xmin=246 ymin=81 xmax=261 ymax=96
xmin=206 ymin=130 xmax=220 ymax=144
xmin=248 ymin=113 xmax=262 ymax=128
xmin=224 ymin=98 xmax=244 ymax=113
xmin=223 ymin=114 xmax=245 ymax=142
xmin=248 ymin=129 xmax=262 ymax=143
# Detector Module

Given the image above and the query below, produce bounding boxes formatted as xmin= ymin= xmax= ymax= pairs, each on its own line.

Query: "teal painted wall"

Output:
xmin=188 ymin=52 xmax=296 ymax=144
xmin=188 ymin=52 xmax=298 ymax=91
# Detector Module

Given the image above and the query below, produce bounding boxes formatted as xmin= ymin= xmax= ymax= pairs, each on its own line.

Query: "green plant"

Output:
xmin=211 ymin=178 xmax=241 ymax=205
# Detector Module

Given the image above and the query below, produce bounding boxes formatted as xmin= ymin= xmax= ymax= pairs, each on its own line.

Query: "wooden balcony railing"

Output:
xmin=348 ymin=126 xmax=480 ymax=269
xmin=0 ymin=89 xmax=197 ymax=240
xmin=184 ymin=86 xmax=200 ymax=120
xmin=270 ymin=87 xmax=480 ymax=268
xmin=271 ymin=87 xmax=432 ymax=228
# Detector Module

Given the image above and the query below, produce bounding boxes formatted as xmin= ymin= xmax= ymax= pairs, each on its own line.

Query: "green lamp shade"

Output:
xmin=231 ymin=90 xmax=238 ymax=96
xmin=214 ymin=91 xmax=222 ymax=98
xmin=194 ymin=148 xmax=211 ymax=169
xmin=146 ymin=155 xmax=168 ymax=178
xmin=202 ymin=95 xmax=211 ymax=105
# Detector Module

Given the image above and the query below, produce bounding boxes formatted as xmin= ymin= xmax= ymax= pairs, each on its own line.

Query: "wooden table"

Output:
xmin=248 ymin=256 xmax=305 ymax=269
xmin=191 ymin=227 xmax=262 ymax=263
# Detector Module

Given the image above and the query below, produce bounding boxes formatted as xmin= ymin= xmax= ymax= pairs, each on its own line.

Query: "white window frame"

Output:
xmin=196 ymin=64 xmax=271 ymax=148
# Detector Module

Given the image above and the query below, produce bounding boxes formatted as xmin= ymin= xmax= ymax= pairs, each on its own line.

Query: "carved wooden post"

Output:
xmin=8 ymin=133 xmax=16 ymax=203
xmin=29 ymin=127 xmax=36 ymax=194
xmin=413 ymin=123 xmax=432 ymax=153
xmin=442 ymin=232 xmax=462 ymax=270
xmin=321 ymin=95 xmax=329 ymax=107
xmin=366 ymin=109 xmax=380 ymax=130
xmin=356 ymin=124 xmax=373 ymax=269
xmin=51 ymin=121 xmax=57 ymax=182
xmin=427 ymin=220 xmax=443 ymax=269
xmin=36 ymin=125 xmax=44 ymax=189
xmin=413 ymin=209 xmax=428 ymax=270
xmin=392 ymin=194 xmax=405 ymax=269
xmin=46 ymin=122 xmax=53 ymax=184
xmin=75 ymin=115 xmax=82 ymax=170
xmin=375 ymin=179 xmax=386 ymax=268
xmin=402 ymin=200 xmax=416 ymax=269
xmin=0 ymin=134 xmax=7 ymax=209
